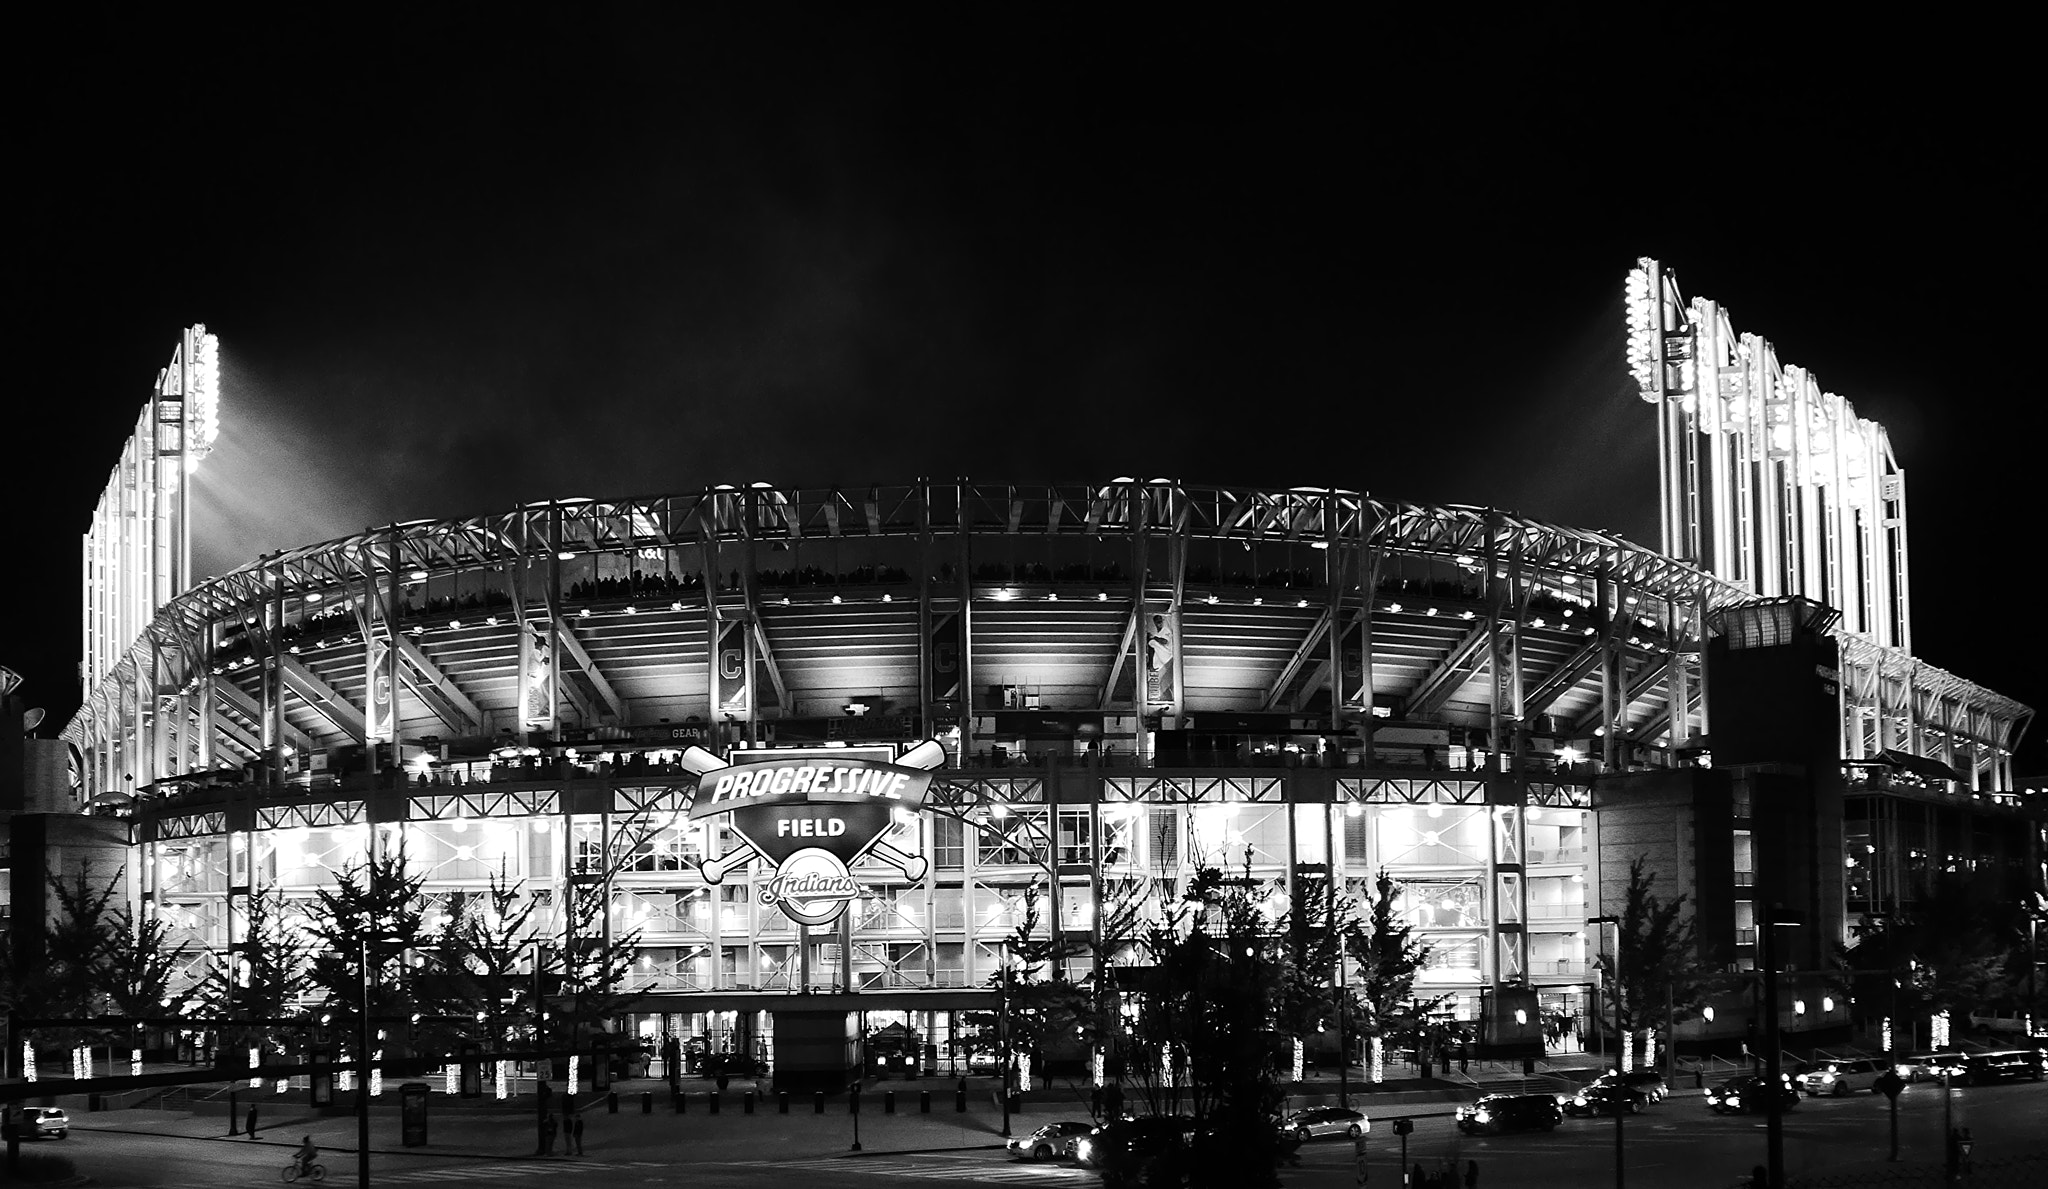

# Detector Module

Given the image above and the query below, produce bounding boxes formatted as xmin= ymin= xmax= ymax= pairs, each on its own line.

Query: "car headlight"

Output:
xmin=1076 ymin=1140 xmax=1093 ymax=1161
xmin=1574 ymin=1095 xmax=1588 ymax=1106
xmin=1475 ymin=1110 xmax=1492 ymax=1122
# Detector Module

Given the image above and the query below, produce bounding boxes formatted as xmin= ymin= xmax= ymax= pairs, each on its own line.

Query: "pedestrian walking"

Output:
xmin=1465 ymin=1158 xmax=1479 ymax=1187
xmin=561 ymin=1110 xmax=573 ymax=1152
xmin=539 ymin=1111 xmax=556 ymax=1155
xmin=246 ymin=1103 xmax=259 ymax=1140
xmin=538 ymin=1078 xmax=552 ymax=1116
xmin=571 ymin=1112 xmax=585 ymax=1155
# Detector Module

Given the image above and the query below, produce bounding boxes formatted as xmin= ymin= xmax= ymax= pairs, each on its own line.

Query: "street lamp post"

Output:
xmin=1759 ymin=915 xmax=1801 ymax=1189
xmin=358 ymin=932 xmax=405 ymax=1189
xmin=358 ymin=937 xmax=374 ymax=1189
xmin=1590 ymin=915 xmax=1623 ymax=1189
xmin=998 ymin=940 xmax=1012 ymax=1139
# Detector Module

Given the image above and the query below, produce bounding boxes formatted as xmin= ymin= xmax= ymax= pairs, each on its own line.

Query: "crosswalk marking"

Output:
xmin=377 ymin=1160 xmax=614 ymax=1182
xmin=729 ymin=1155 xmax=1091 ymax=1182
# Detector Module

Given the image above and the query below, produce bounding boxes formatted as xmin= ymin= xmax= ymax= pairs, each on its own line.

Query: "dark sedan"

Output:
xmin=1565 ymin=1084 xmax=1649 ymax=1116
xmin=1706 ymin=1074 xmax=1800 ymax=1115
xmin=1075 ymin=1115 xmax=1197 ymax=1188
xmin=1456 ymin=1093 xmax=1562 ymax=1134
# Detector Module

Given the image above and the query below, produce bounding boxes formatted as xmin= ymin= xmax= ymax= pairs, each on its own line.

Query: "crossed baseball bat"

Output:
xmin=680 ymin=740 xmax=944 ymax=884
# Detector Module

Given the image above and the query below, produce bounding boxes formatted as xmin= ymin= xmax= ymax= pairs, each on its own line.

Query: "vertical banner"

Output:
xmin=1143 ymin=605 xmax=1177 ymax=707
xmin=928 ymin=611 xmax=962 ymax=706
xmin=717 ymin=617 xmax=751 ymax=717
xmin=365 ymin=632 xmax=394 ymax=743
xmin=522 ymin=627 xmax=554 ymax=729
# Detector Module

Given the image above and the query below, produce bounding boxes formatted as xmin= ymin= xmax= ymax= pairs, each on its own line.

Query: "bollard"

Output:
xmin=743 ymin=1090 xmax=755 ymax=1114
xmin=608 ymin=1090 xmax=619 ymax=1114
xmin=920 ymin=1089 xmax=931 ymax=1114
xmin=814 ymin=1091 xmax=826 ymax=1115
xmin=884 ymin=1090 xmax=896 ymax=1114
xmin=641 ymin=1091 xmax=652 ymax=1115
xmin=778 ymin=1090 xmax=790 ymax=1115
xmin=955 ymin=1085 xmax=967 ymax=1112
xmin=674 ymin=1088 xmax=685 ymax=1113
xmin=708 ymin=1090 xmax=720 ymax=1114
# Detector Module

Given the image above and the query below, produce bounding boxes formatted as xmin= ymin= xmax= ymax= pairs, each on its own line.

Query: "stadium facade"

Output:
xmin=9 ymin=263 xmax=2043 ymax=1080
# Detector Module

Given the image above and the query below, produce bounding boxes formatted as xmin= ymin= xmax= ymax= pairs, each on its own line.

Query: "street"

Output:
xmin=44 ymin=1079 xmax=2046 ymax=1188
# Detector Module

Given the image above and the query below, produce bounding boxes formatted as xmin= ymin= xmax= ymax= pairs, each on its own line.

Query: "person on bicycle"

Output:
xmin=296 ymin=1135 xmax=318 ymax=1175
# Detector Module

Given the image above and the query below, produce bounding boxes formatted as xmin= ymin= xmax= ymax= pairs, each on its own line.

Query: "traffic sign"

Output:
xmin=1875 ymin=1069 xmax=1905 ymax=1100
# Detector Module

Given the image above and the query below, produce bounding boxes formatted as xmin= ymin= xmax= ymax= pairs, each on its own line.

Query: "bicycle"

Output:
xmin=281 ymin=1160 xmax=326 ymax=1182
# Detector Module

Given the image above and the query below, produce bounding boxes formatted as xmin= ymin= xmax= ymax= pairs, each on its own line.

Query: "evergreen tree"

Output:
xmin=1349 ymin=869 xmax=1439 ymax=1076
xmin=1594 ymin=856 xmax=1715 ymax=1062
xmin=303 ymin=843 xmax=426 ymax=1063
xmin=428 ymin=869 xmax=548 ymax=1056
xmin=1834 ymin=872 xmax=2022 ymax=1037
xmin=1277 ymin=876 xmax=1359 ymax=1053
xmin=1120 ymin=862 xmax=1287 ymax=1189
xmin=198 ymin=886 xmax=312 ymax=1059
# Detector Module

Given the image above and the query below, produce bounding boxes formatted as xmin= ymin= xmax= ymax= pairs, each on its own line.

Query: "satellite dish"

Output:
xmin=22 ymin=706 xmax=45 ymax=731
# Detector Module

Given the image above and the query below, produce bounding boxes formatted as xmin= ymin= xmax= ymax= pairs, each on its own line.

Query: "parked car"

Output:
xmin=1456 ymin=1093 xmax=1562 ymax=1134
xmin=1279 ymin=1105 xmax=1366 ymax=1142
xmin=1076 ymin=1115 xmax=1197 ymax=1188
xmin=1956 ymin=1049 xmax=2045 ymax=1086
xmin=1007 ymin=1120 xmax=1095 ymax=1161
xmin=1796 ymin=1057 xmax=1890 ymax=1096
xmin=2 ymin=1107 xmax=69 ymax=1140
xmin=1706 ymin=1074 xmax=1800 ymax=1115
xmin=1565 ymin=1084 xmax=1648 ymax=1116
xmin=1591 ymin=1069 xmax=1670 ymax=1102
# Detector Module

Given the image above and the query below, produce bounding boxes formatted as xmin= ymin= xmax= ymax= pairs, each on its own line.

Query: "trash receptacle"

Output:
xmin=400 ymin=1082 xmax=430 ymax=1147
xmin=641 ymin=1091 xmax=652 ymax=1114
xmin=920 ymin=1089 xmax=931 ymax=1114
xmin=778 ymin=1090 xmax=790 ymax=1114
xmin=607 ymin=1091 xmax=619 ymax=1114
xmin=743 ymin=1090 xmax=755 ymax=1114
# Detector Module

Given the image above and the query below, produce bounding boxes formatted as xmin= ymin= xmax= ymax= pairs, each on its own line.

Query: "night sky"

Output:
xmin=7 ymin=9 xmax=2039 ymax=773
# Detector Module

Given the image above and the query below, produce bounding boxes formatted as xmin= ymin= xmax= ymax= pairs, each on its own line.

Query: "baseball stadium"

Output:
xmin=10 ymin=260 xmax=2040 ymax=1088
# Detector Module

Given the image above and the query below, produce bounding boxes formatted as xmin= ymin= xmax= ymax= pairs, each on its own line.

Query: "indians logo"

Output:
xmin=679 ymin=741 xmax=945 ymax=927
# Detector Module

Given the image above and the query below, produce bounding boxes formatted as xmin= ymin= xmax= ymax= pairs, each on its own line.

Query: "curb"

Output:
xmin=70 ymin=1126 xmax=514 ymax=1162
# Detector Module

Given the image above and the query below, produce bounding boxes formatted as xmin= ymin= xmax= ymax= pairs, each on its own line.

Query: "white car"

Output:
xmin=1279 ymin=1105 xmax=1366 ymax=1142
xmin=1006 ymin=1120 xmax=1094 ymax=1161
xmin=1796 ymin=1057 xmax=1889 ymax=1096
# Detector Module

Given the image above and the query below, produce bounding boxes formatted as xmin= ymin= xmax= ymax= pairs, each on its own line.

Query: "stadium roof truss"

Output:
xmin=66 ymin=480 xmax=2031 ymax=802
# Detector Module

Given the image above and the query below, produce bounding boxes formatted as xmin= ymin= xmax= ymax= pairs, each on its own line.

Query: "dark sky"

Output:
xmin=6 ymin=9 xmax=2039 ymax=773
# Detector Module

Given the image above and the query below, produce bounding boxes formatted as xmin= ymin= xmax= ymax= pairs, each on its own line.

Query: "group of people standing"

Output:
xmin=534 ymin=1080 xmax=586 ymax=1156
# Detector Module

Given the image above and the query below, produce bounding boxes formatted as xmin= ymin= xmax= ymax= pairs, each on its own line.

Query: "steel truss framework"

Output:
xmin=130 ymin=767 xmax=1594 ymax=1022
xmin=67 ymin=480 xmax=2030 ymax=805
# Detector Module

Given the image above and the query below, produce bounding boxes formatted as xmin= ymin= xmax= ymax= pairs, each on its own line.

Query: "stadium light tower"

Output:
xmin=1624 ymin=259 xmax=1911 ymax=653
xmin=75 ymin=325 xmax=222 ymax=799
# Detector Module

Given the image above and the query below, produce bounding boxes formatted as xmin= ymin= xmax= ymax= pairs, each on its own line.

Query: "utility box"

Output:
xmin=400 ymin=1082 xmax=429 ymax=1147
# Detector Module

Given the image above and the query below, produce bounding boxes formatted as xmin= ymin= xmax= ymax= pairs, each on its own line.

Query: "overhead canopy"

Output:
xmin=1878 ymin=749 xmax=1961 ymax=782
